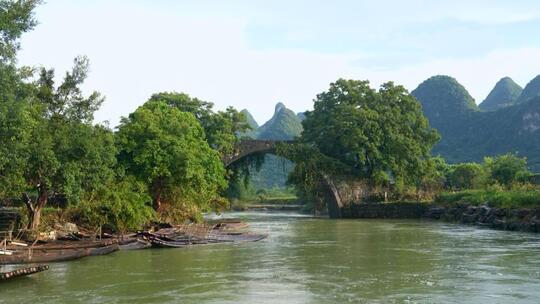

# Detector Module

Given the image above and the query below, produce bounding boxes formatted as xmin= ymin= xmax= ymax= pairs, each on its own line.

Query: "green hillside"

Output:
xmin=411 ymin=75 xmax=478 ymax=161
xmin=412 ymin=75 xmax=478 ymax=120
xmin=257 ymin=103 xmax=303 ymax=140
xmin=241 ymin=109 xmax=259 ymax=129
xmin=239 ymin=109 xmax=259 ymax=138
xmin=413 ymin=75 xmax=540 ymax=171
xmin=516 ymin=75 xmax=540 ymax=104
xmin=479 ymin=77 xmax=522 ymax=111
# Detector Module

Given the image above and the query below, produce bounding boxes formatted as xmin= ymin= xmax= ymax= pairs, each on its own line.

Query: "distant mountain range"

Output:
xmin=241 ymin=74 xmax=540 ymax=186
xmin=412 ymin=74 xmax=540 ymax=170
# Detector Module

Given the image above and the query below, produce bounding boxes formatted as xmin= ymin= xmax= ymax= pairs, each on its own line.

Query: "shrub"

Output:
xmin=447 ymin=163 xmax=486 ymax=190
xmin=484 ymin=153 xmax=531 ymax=188
xmin=436 ymin=189 xmax=540 ymax=208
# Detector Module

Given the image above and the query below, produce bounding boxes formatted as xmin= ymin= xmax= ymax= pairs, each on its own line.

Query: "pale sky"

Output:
xmin=17 ymin=0 xmax=540 ymax=127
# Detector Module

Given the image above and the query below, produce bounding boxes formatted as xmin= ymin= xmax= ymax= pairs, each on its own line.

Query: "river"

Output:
xmin=1 ymin=211 xmax=540 ymax=303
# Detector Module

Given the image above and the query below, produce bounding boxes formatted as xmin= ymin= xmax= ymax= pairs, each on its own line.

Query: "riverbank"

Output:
xmin=340 ymin=202 xmax=540 ymax=233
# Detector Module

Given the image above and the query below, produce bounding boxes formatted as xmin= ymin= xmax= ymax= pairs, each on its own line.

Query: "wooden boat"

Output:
xmin=0 ymin=248 xmax=88 ymax=265
xmin=0 ymin=242 xmax=119 ymax=265
xmin=4 ymin=239 xmax=117 ymax=251
xmin=88 ymin=243 xmax=119 ymax=256
xmin=1 ymin=265 xmax=49 ymax=281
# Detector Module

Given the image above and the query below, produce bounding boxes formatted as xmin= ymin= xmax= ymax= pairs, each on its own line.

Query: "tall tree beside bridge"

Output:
xmin=282 ymin=79 xmax=440 ymax=202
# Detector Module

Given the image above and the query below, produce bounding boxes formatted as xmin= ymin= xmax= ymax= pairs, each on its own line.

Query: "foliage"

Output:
xmin=274 ymin=80 xmax=440 ymax=208
xmin=484 ymin=153 xmax=530 ymax=188
xmin=0 ymin=0 xmax=40 ymax=63
xmin=300 ymin=79 xmax=439 ymax=189
xmin=447 ymin=163 xmax=486 ymax=190
xmin=416 ymin=156 xmax=450 ymax=195
xmin=74 ymin=178 xmax=155 ymax=233
xmin=277 ymin=142 xmax=350 ymax=210
xmin=147 ymin=92 xmax=250 ymax=156
xmin=116 ymin=100 xmax=228 ymax=220
xmin=435 ymin=186 xmax=540 ymax=209
xmin=433 ymin=154 xmax=537 ymax=208
xmin=0 ymin=55 xmax=116 ymax=229
xmin=479 ymin=77 xmax=522 ymax=111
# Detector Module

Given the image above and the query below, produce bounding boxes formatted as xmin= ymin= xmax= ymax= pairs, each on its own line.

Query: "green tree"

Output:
xmin=76 ymin=177 xmax=155 ymax=234
xmin=0 ymin=56 xmax=116 ymax=230
xmin=299 ymin=79 xmax=439 ymax=190
xmin=484 ymin=153 xmax=530 ymax=187
xmin=0 ymin=0 xmax=40 ymax=104
xmin=147 ymin=92 xmax=250 ymax=156
xmin=448 ymin=163 xmax=486 ymax=190
xmin=0 ymin=0 xmax=40 ymax=63
xmin=116 ymin=101 xmax=228 ymax=220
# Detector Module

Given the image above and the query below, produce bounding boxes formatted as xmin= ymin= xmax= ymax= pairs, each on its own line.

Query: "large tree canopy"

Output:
xmin=1 ymin=57 xmax=116 ymax=229
xmin=116 ymin=101 xmax=228 ymax=221
xmin=147 ymin=92 xmax=250 ymax=156
xmin=280 ymin=79 xmax=440 ymax=207
xmin=301 ymin=79 xmax=439 ymax=186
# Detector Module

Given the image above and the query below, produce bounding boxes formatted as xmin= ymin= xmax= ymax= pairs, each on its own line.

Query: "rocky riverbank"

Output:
xmin=340 ymin=202 xmax=540 ymax=233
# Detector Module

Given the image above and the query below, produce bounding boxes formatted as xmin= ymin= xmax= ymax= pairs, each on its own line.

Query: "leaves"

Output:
xmin=0 ymin=0 xmax=40 ymax=63
xmin=116 ymin=100 xmax=228 ymax=218
xmin=300 ymin=79 xmax=439 ymax=186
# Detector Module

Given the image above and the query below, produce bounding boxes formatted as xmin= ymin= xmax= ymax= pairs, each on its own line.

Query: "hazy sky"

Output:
xmin=17 ymin=0 xmax=540 ymax=126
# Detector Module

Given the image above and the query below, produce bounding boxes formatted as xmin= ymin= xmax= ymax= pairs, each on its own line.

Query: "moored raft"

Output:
xmin=141 ymin=222 xmax=268 ymax=248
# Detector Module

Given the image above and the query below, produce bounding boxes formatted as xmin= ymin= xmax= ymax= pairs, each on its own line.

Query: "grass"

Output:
xmin=435 ymin=188 xmax=540 ymax=209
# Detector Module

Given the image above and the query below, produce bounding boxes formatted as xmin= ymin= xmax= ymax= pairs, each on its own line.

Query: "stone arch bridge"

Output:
xmin=222 ymin=139 xmax=344 ymax=218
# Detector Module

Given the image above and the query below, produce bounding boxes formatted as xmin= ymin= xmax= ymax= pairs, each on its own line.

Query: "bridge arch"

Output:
xmin=223 ymin=139 xmax=343 ymax=218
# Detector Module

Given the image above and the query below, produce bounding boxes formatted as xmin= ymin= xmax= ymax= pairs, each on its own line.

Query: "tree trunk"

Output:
xmin=152 ymin=180 xmax=163 ymax=211
xmin=154 ymin=189 xmax=162 ymax=211
xmin=24 ymin=185 xmax=48 ymax=231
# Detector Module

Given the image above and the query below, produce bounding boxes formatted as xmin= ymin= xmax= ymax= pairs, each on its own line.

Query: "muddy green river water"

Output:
xmin=1 ymin=211 xmax=540 ymax=303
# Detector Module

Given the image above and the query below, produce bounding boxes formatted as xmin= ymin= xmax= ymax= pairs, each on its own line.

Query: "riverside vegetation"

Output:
xmin=1 ymin=1 xmax=540 ymax=237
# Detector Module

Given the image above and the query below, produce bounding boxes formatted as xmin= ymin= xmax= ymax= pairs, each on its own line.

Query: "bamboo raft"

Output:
xmin=139 ymin=221 xmax=267 ymax=248
xmin=0 ymin=220 xmax=263 ymax=264
xmin=1 ymin=265 xmax=49 ymax=281
xmin=118 ymin=238 xmax=151 ymax=250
